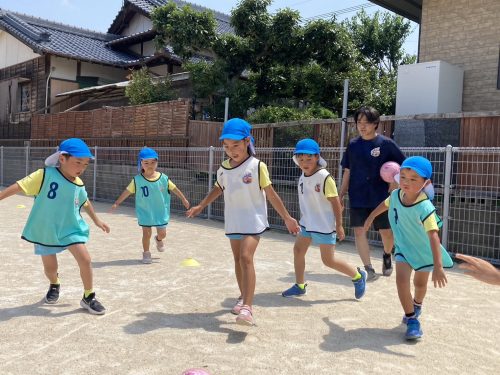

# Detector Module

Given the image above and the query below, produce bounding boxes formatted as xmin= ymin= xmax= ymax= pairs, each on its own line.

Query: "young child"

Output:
xmin=363 ymin=156 xmax=453 ymax=340
xmin=111 ymin=147 xmax=190 ymax=264
xmin=0 ymin=138 xmax=109 ymax=315
xmin=339 ymin=106 xmax=406 ymax=280
xmin=186 ymin=118 xmax=300 ymax=326
xmin=282 ymin=139 xmax=367 ymax=299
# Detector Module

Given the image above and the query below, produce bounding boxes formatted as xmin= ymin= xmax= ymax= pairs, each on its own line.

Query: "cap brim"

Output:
xmin=292 ymin=155 xmax=327 ymax=167
xmin=219 ymin=134 xmax=245 ymax=141
xmin=71 ymin=152 xmax=94 ymax=159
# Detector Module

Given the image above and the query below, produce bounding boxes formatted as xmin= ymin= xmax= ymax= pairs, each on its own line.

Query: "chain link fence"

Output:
xmin=1 ymin=145 xmax=499 ymax=264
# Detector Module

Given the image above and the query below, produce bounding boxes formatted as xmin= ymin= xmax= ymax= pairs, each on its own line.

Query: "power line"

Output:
xmin=303 ymin=3 xmax=375 ymax=22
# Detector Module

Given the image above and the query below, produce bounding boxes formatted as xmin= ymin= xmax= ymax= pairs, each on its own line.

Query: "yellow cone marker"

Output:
xmin=16 ymin=205 xmax=26 ymax=209
xmin=181 ymin=258 xmax=200 ymax=267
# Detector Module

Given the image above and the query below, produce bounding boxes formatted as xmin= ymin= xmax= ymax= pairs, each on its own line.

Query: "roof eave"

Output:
xmin=368 ymin=0 xmax=422 ymax=23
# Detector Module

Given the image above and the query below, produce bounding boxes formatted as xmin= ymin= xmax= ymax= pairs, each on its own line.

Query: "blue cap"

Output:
xmin=294 ymin=139 xmax=320 ymax=155
xmin=219 ymin=118 xmax=252 ymax=141
xmin=401 ymin=156 xmax=432 ymax=179
xmin=59 ymin=138 xmax=94 ymax=158
xmin=293 ymin=138 xmax=327 ymax=167
xmin=45 ymin=138 xmax=93 ymax=166
xmin=138 ymin=147 xmax=158 ymax=171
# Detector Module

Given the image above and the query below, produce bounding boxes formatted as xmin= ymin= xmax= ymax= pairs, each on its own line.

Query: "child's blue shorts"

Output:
xmin=225 ymin=234 xmax=262 ymax=240
xmin=395 ymin=254 xmax=434 ymax=272
xmin=298 ymin=226 xmax=336 ymax=245
xmin=34 ymin=244 xmax=67 ymax=256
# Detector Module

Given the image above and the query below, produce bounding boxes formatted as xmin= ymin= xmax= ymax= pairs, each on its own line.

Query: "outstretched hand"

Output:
xmin=95 ymin=219 xmax=110 ymax=233
xmin=186 ymin=205 xmax=203 ymax=218
xmin=284 ymin=217 xmax=301 ymax=235
xmin=432 ymin=266 xmax=447 ymax=288
xmin=336 ymin=225 xmax=345 ymax=241
xmin=456 ymin=253 xmax=500 ymax=285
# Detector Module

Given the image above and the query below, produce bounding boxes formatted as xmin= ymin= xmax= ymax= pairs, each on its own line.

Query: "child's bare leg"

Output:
xmin=293 ymin=236 xmax=311 ymax=284
xmin=68 ymin=244 xmax=92 ymax=291
xmin=396 ymin=262 xmax=414 ymax=314
xmin=413 ymin=271 xmax=430 ymax=304
xmin=156 ymin=227 xmax=167 ymax=241
xmin=320 ymin=245 xmax=357 ymax=278
xmin=230 ymin=239 xmax=243 ymax=296
xmin=239 ymin=235 xmax=260 ymax=306
xmin=41 ymin=255 xmax=59 ymax=283
xmin=142 ymin=227 xmax=152 ymax=252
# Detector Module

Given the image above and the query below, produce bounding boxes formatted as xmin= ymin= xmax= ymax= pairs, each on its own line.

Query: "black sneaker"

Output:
xmin=45 ymin=284 xmax=60 ymax=304
xmin=382 ymin=253 xmax=393 ymax=276
xmin=80 ymin=292 xmax=106 ymax=315
xmin=364 ymin=265 xmax=379 ymax=281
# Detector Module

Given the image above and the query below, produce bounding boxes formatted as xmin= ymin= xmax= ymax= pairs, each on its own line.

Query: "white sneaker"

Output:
xmin=142 ymin=251 xmax=152 ymax=264
xmin=155 ymin=236 xmax=165 ymax=252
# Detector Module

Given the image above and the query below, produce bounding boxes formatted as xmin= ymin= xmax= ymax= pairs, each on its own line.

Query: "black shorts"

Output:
xmin=350 ymin=207 xmax=391 ymax=230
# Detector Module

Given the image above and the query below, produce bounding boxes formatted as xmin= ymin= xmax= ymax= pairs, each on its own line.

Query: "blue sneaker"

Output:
xmin=402 ymin=304 xmax=422 ymax=324
xmin=405 ymin=318 xmax=423 ymax=340
xmin=353 ymin=268 xmax=367 ymax=299
xmin=282 ymin=283 xmax=307 ymax=297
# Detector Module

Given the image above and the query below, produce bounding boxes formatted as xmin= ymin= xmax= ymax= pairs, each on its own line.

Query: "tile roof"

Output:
xmin=0 ymin=0 xmax=229 ymax=68
xmin=0 ymin=9 xmax=139 ymax=67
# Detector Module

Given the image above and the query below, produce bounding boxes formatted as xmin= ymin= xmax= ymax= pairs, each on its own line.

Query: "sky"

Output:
xmin=0 ymin=0 xmax=419 ymax=55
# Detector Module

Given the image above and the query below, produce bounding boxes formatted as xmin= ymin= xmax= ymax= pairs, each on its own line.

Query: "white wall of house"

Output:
xmin=81 ymin=62 xmax=128 ymax=82
xmin=0 ymin=31 xmax=40 ymax=69
xmin=51 ymin=56 xmax=78 ymax=81
xmin=122 ymin=14 xmax=153 ymax=36
xmin=50 ymin=56 xmax=128 ymax=84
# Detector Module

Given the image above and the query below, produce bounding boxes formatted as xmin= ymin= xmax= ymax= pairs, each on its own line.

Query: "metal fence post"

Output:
xmin=442 ymin=144 xmax=453 ymax=248
xmin=93 ymin=146 xmax=97 ymax=201
xmin=207 ymin=146 xmax=214 ymax=219
xmin=338 ymin=79 xmax=349 ymax=184
xmin=0 ymin=146 xmax=3 ymax=186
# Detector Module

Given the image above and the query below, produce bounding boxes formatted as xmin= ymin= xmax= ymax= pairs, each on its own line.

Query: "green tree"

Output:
xmin=152 ymin=1 xmax=216 ymax=61
xmin=345 ymin=10 xmax=414 ymax=114
xmin=152 ymin=0 xmax=415 ymax=117
xmin=125 ymin=67 xmax=176 ymax=105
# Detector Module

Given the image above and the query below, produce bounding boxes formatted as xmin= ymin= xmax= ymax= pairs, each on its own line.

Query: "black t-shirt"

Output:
xmin=341 ymin=134 xmax=405 ymax=208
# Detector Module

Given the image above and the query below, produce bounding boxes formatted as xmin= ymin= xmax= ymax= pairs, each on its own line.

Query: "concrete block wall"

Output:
xmin=420 ymin=0 xmax=500 ymax=111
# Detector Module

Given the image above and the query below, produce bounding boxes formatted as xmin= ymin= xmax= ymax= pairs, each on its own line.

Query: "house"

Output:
xmin=0 ymin=0 xmax=232 ymax=138
xmin=370 ymin=0 xmax=500 ymax=112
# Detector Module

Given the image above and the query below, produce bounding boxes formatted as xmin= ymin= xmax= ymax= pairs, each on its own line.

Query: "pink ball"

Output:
xmin=181 ymin=369 xmax=211 ymax=375
xmin=380 ymin=161 xmax=400 ymax=183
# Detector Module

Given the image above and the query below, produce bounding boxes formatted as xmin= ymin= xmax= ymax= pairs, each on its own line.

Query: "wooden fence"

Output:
xmin=30 ymin=99 xmax=191 ymax=145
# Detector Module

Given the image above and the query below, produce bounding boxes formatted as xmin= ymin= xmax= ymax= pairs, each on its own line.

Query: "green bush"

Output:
xmin=247 ymin=105 xmax=336 ymax=147
xmin=247 ymin=105 xmax=335 ymax=123
xmin=125 ymin=67 xmax=176 ymax=105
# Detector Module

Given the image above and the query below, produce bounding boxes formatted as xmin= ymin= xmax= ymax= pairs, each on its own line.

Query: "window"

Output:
xmin=18 ymin=82 xmax=30 ymax=112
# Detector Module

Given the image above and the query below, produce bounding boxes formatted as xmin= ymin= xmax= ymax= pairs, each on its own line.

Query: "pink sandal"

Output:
xmin=236 ymin=305 xmax=254 ymax=326
xmin=231 ymin=297 xmax=243 ymax=315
